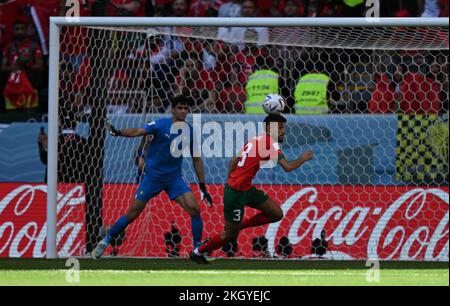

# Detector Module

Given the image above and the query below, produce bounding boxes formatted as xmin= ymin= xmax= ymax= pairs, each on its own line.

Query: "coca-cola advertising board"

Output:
xmin=0 ymin=183 xmax=448 ymax=261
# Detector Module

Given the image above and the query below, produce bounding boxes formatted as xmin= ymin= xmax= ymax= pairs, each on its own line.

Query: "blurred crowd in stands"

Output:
xmin=0 ymin=0 xmax=448 ymax=116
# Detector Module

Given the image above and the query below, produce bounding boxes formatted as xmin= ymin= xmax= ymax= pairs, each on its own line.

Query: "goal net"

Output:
xmin=50 ymin=18 xmax=449 ymax=261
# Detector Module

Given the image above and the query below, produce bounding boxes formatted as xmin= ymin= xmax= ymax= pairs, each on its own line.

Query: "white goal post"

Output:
xmin=47 ymin=17 xmax=449 ymax=259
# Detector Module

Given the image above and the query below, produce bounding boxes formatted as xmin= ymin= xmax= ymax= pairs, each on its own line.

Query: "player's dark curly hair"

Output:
xmin=263 ymin=114 xmax=287 ymax=127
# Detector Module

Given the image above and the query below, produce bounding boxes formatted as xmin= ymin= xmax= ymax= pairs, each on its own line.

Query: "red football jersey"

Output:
xmin=227 ymin=135 xmax=284 ymax=191
xmin=2 ymin=39 xmax=42 ymax=69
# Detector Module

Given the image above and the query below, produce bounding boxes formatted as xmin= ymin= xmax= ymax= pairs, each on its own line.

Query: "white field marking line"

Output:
xmin=144 ymin=270 xmax=449 ymax=278
xmin=52 ymin=270 xmax=449 ymax=278
xmin=44 ymin=270 xmax=320 ymax=276
xmin=5 ymin=270 xmax=445 ymax=279
xmin=4 ymin=270 xmax=447 ymax=277
xmin=7 ymin=270 xmax=336 ymax=277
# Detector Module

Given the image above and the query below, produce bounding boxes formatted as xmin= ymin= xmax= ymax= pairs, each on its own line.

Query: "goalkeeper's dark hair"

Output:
xmin=172 ymin=95 xmax=192 ymax=108
xmin=264 ymin=114 xmax=287 ymax=128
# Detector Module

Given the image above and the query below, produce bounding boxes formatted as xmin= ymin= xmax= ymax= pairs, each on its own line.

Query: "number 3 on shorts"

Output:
xmin=233 ymin=209 xmax=242 ymax=222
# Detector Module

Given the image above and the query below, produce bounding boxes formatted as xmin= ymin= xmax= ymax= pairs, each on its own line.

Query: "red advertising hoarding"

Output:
xmin=0 ymin=183 xmax=448 ymax=261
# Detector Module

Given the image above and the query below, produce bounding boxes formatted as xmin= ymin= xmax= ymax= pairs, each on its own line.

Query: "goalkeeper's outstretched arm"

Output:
xmin=106 ymin=120 xmax=147 ymax=138
xmin=115 ymin=128 xmax=147 ymax=138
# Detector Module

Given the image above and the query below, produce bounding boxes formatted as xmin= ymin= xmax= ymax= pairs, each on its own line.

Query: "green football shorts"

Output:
xmin=223 ymin=184 xmax=269 ymax=224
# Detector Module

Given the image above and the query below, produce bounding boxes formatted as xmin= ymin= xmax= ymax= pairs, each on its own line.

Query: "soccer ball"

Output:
xmin=263 ymin=94 xmax=286 ymax=114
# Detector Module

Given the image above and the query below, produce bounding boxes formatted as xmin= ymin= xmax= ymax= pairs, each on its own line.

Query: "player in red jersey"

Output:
xmin=190 ymin=114 xmax=314 ymax=263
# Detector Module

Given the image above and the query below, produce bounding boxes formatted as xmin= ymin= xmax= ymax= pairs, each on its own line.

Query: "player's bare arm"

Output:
xmin=193 ymin=157 xmax=206 ymax=183
xmin=279 ymin=150 xmax=314 ymax=173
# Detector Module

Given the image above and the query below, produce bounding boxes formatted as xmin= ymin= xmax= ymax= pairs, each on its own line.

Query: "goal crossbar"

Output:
xmin=50 ymin=17 xmax=449 ymax=28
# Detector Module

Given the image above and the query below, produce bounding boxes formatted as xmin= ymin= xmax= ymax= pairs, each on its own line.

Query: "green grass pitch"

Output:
xmin=0 ymin=258 xmax=448 ymax=286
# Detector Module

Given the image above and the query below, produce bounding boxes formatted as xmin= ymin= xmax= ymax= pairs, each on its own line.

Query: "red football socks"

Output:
xmin=198 ymin=213 xmax=273 ymax=255
xmin=198 ymin=234 xmax=226 ymax=254
xmin=240 ymin=213 xmax=272 ymax=230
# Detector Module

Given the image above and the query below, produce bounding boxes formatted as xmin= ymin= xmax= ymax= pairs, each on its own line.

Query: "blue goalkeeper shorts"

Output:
xmin=135 ymin=175 xmax=192 ymax=203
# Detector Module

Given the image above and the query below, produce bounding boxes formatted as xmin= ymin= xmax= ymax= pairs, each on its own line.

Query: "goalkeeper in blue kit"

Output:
xmin=93 ymin=96 xmax=213 ymax=259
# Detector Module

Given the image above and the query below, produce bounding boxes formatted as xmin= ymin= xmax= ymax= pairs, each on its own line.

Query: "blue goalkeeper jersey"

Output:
xmin=143 ymin=118 xmax=195 ymax=181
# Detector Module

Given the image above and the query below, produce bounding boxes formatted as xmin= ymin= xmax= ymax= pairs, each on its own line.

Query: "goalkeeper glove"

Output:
xmin=199 ymin=183 xmax=213 ymax=207
xmin=105 ymin=119 xmax=122 ymax=137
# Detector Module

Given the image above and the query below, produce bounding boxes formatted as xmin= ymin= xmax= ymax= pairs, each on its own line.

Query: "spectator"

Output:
xmin=381 ymin=0 xmax=419 ymax=17
xmin=1 ymin=19 xmax=43 ymax=111
xmin=143 ymin=1 xmax=189 ymax=108
xmin=270 ymin=0 xmax=305 ymax=17
xmin=55 ymin=1 xmax=91 ymax=114
xmin=207 ymin=42 xmax=255 ymax=98
xmin=283 ymin=0 xmax=300 ymax=17
xmin=419 ymin=0 xmax=441 ymax=17
xmin=218 ymin=0 xmax=243 ymax=17
xmin=218 ymin=0 xmax=269 ymax=49
xmin=241 ymin=0 xmax=263 ymax=18
xmin=400 ymin=69 xmax=442 ymax=114
xmin=294 ymin=63 xmax=330 ymax=115
xmin=206 ymin=42 xmax=243 ymax=85
xmin=428 ymin=62 xmax=448 ymax=113
xmin=59 ymin=60 xmax=79 ymax=110
xmin=429 ymin=62 xmax=442 ymax=80
xmin=145 ymin=34 xmax=185 ymax=68
xmin=256 ymin=0 xmax=276 ymax=16
xmin=217 ymin=63 xmax=246 ymax=113
xmin=174 ymin=56 xmax=218 ymax=113
xmin=108 ymin=69 xmax=130 ymax=114
xmin=395 ymin=8 xmax=412 ymax=17
xmin=269 ymin=0 xmax=283 ymax=16
xmin=369 ymin=64 xmax=406 ymax=114
xmin=201 ymin=40 xmax=218 ymax=71
xmin=161 ymin=0 xmax=190 ymax=16
xmin=154 ymin=0 xmax=189 ymax=63
xmin=342 ymin=0 xmax=365 ymax=17
xmin=1 ymin=19 xmax=43 ymax=89
xmin=131 ymin=59 xmax=169 ymax=113
xmin=139 ymin=60 xmax=170 ymax=114
xmin=234 ymin=45 xmax=260 ymax=79
xmin=153 ymin=0 xmax=174 ymax=15
xmin=0 ymin=19 xmax=4 ymax=112
xmin=440 ymin=0 xmax=449 ymax=16
xmin=189 ymin=0 xmax=223 ymax=17
xmin=244 ymin=55 xmax=279 ymax=114
xmin=141 ymin=42 xmax=185 ymax=111
xmin=413 ymin=53 xmax=429 ymax=75
xmin=301 ymin=0 xmax=334 ymax=17
xmin=2 ymin=68 xmax=38 ymax=111
xmin=107 ymin=0 xmax=146 ymax=16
